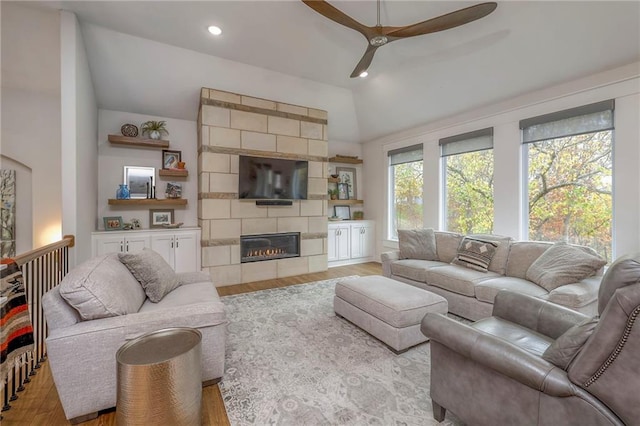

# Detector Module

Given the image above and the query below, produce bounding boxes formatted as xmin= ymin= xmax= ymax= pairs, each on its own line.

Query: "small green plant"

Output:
xmin=328 ymin=188 xmax=338 ymax=199
xmin=141 ymin=120 xmax=169 ymax=137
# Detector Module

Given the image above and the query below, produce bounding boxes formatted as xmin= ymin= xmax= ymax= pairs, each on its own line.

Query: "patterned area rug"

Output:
xmin=220 ymin=276 xmax=462 ymax=425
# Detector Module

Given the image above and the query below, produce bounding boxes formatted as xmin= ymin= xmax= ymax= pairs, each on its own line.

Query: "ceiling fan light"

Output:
xmin=359 ymin=71 xmax=369 ymax=78
xmin=207 ymin=25 xmax=222 ymax=36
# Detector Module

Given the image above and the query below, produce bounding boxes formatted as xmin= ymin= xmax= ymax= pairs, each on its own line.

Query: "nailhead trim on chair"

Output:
xmin=584 ymin=305 xmax=640 ymax=387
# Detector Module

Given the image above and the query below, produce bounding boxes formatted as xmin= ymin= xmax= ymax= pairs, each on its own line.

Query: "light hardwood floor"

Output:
xmin=2 ymin=262 xmax=382 ymax=425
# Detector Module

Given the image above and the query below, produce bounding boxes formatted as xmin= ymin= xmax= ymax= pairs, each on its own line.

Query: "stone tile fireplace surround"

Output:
xmin=198 ymin=88 xmax=329 ymax=286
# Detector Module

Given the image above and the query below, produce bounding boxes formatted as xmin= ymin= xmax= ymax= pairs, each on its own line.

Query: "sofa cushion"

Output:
xmin=543 ymin=317 xmax=599 ymax=369
xmin=526 ymin=242 xmax=606 ymax=292
xmin=138 ymin=281 xmax=220 ymax=312
xmin=453 ymin=237 xmax=499 ymax=272
xmin=434 ymin=231 xmax=463 ymax=263
xmin=469 ymin=234 xmax=512 ymax=275
xmin=541 ymin=276 xmax=601 ymax=309
xmin=475 ymin=277 xmax=549 ymax=304
xmin=390 ymin=259 xmax=446 ymax=282
xmin=398 ymin=228 xmax=437 ymax=261
xmin=505 ymin=241 xmax=553 ymax=279
xmin=59 ymin=254 xmax=146 ymax=320
xmin=119 ymin=248 xmax=179 ymax=303
xmin=426 ymin=264 xmax=500 ymax=297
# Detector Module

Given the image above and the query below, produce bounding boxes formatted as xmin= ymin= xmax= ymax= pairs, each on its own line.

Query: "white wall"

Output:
xmin=1 ymin=3 xmax=61 ymax=250
xmin=61 ymin=11 xmax=99 ymax=266
xmin=97 ymin=110 xmax=198 ymax=229
xmin=364 ymin=63 xmax=640 ymax=261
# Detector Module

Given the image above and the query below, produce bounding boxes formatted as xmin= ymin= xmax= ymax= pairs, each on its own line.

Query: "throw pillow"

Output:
xmin=398 ymin=228 xmax=438 ymax=261
xmin=118 ymin=248 xmax=179 ymax=303
xmin=59 ymin=254 xmax=146 ymax=320
xmin=452 ymin=237 xmax=498 ymax=272
xmin=526 ymin=242 xmax=607 ymax=292
xmin=542 ymin=317 xmax=599 ymax=370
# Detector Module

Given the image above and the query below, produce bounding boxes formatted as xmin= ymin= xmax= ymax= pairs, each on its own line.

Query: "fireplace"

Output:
xmin=240 ymin=232 xmax=300 ymax=263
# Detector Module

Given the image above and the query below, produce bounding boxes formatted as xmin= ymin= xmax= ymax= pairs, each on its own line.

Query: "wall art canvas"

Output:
xmin=1 ymin=170 xmax=16 ymax=257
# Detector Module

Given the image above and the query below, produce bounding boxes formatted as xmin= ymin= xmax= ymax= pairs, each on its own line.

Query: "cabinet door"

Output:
xmin=95 ymin=235 xmax=124 ymax=256
xmin=336 ymin=225 xmax=351 ymax=260
xmin=150 ymin=234 xmax=174 ymax=267
xmin=350 ymin=224 xmax=365 ymax=258
xmin=327 ymin=225 xmax=339 ymax=262
xmin=124 ymin=235 xmax=151 ymax=253
xmin=174 ymin=232 xmax=197 ymax=273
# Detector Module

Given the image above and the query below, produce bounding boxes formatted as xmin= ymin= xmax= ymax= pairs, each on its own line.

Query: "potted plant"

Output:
xmin=328 ymin=188 xmax=338 ymax=200
xmin=141 ymin=120 xmax=169 ymax=140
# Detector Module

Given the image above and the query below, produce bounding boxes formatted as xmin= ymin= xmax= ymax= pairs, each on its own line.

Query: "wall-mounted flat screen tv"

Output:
xmin=238 ymin=155 xmax=308 ymax=200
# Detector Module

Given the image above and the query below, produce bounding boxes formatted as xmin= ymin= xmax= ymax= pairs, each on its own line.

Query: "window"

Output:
xmin=388 ymin=144 xmax=423 ymax=239
xmin=440 ymin=128 xmax=494 ymax=234
xmin=521 ymin=100 xmax=614 ymax=261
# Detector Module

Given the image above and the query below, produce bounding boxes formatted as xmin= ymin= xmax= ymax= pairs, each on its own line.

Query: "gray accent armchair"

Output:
xmin=421 ymin=253 xmax=640 ymax=426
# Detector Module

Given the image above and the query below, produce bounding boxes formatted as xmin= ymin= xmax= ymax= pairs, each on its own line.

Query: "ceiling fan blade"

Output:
xmin=302 ymin=0 xmax=374 ymax=39
xmin=387 ymin=2 xmax=497 ymax=38
xmin=350 ymin=44 xmax=379 ymax=78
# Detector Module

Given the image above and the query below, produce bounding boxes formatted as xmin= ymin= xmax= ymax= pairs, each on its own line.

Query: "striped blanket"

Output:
xmin=0 ymin=259 xmax=34 ymax=383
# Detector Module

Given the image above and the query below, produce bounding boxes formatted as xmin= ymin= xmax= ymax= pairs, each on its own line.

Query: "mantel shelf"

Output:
xmin=159 ymin=169 xmax=189 ymax=177
xmin=108 ymin=198 xmax=187 ymax=206
xmin=108 ymin=134 xmax=170 ymax=149
xmin=329 ymin=156 xmax=363 ymax=164
xmin=328 ymin=199 xmax=363 ymax=205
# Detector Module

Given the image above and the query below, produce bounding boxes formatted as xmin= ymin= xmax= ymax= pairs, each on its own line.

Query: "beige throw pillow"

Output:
xmin=398 ymin=228 xmax=438 ymax=261
xmin=119 ymin=248 xmax=179 ymax=303
xmin=526 ymin=242 xmax=606 ymax=291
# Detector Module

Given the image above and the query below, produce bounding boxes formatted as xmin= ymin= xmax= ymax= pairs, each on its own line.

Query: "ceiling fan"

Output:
xmin=302 ymin=0 xmax=498 ymax=78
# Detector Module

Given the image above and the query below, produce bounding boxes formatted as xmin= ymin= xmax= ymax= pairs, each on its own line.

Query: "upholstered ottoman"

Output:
xmin=334 ymin=275 xmax=448 ymax=353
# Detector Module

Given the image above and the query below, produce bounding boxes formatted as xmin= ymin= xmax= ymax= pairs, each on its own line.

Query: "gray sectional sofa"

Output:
xmin=382 ymin=230 xmax=605 ymax=320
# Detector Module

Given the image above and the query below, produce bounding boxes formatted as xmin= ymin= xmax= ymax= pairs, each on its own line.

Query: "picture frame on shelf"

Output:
xmin=337 ymin=183 xmax=350 ymax=200
xmin=149 ymin=209 xmax=174 ymax=228
xmin=165 ymin=182 xmax=182 ymax=199
xmin=103 ymin=216 xmax=124 ymax=231
xmin=162 ymin=150 xmax=181 ymax=169
xmin=336 ymin=167 xmax=356 ymax=199
xmin=334 ymin=205 xmax=351 ymax=220
xmin=124 ymin=166 xmax=155 ymax=199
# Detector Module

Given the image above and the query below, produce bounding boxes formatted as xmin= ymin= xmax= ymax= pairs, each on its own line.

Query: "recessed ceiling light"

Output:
xmin=208 ymin=25 xmax=222 ymax=36
xmin=359 ymin=71 xmax=368 ymax=78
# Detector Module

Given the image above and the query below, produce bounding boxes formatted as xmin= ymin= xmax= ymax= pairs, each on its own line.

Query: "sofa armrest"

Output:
xmin=176 ymin=271 xmax=212 ymax=286
xmin=381 ymin=251 xmax=400 ymax=277
xmin=421 ymin=313 xmax=574 ymax=397
xmin=492 ymin=290 xmax=591 ymax=339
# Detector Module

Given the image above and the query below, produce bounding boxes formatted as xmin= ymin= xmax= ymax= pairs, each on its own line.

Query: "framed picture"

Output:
xmin=165 ymin=182 xmax=182 ymax=199
xmin=334 ymin=205 xmax=351 ymax=220
xmin=103 ymin=216 xmax=124 ymax=231
xmin=124 ymin=166 xmax=155 ymax=199
xmin=149 ymin=209 xmax=174 ymax=228
xmin=162 ymin=150 xmax=182 ymax=169
xmin=337 ymin=183 xmax=350 ymax=200
xmin=336 ymin=167 xmax=357 ymax=199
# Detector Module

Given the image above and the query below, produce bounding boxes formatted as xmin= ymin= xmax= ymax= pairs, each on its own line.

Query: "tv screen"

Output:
xmin=238 ymin=155 xmax=308 ymax=200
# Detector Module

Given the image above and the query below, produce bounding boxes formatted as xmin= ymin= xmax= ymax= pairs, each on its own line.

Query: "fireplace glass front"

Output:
xmin=240 ymin=232 xmax=300 ymax=263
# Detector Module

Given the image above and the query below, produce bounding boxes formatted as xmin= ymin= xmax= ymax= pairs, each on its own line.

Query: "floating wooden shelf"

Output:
xmin=329 ymin=156 xmax=363 ymax=164
xmin=328 ymin=199 xmax=363 ymax=205
xmin=108 ymin=134 xmax=170 ymax=149
xmin=328 ymin=177 xmax=339 ymax=183
xmin=108 ymin=198 xmax=187 ymax=206
xmin=159 ymin=169 xmax=188 ymax=177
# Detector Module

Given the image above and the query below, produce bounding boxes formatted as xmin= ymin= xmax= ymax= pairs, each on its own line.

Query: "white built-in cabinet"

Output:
xmin=92 ymin=227 xmax=201 ymax=272
xmin=328 ymin=220 xmax=375 ymax=267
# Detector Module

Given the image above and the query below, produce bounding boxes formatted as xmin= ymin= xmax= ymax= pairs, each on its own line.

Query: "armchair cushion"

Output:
xmin=119 ymin=248 xmax=179 ymax=302
xmin=542 ymin=317 xmax=599 ymax=369
xmin=59 ymin=254 xmax=146 ymax=320
xmin=526 ymin=242 xmax=606 ymax=291
xmin=398 ymin=228 xmax=437 ymax=261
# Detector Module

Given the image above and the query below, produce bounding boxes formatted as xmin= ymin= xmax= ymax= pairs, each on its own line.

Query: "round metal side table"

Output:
xmin=116 ymin=327 xmax=202 ymax=426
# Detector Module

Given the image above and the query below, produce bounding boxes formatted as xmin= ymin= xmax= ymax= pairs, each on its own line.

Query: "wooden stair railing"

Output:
xmin=1 ymin=235 xmax=75 ymax=415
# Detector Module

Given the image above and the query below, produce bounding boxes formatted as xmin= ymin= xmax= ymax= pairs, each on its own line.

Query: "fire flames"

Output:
xmin=245 ymin=248 xmax=286 ymax=258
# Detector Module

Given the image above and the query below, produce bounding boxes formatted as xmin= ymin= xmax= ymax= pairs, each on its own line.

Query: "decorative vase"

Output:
xmin=149 ymin=130 xmax=161 ymax=140
xmin=116 ymin=184 xmax=130 ymax=200
xmin=121 ymin=123 xmax=138 ymax=137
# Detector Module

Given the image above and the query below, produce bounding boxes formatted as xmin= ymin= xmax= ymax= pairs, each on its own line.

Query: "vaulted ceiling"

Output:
xmin=37 ymin=1 xmax=640 ymax=143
